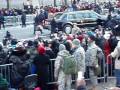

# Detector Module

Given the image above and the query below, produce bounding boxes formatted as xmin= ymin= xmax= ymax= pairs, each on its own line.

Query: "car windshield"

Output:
xmin=61 ymin=14 xmax=67 ymax=20
xmin=54 ymin=13 xmax=63 ymax=19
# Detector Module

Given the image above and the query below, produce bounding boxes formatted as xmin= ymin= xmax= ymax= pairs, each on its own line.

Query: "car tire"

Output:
xmin=63 ymin=24 xmax=72 ymax=34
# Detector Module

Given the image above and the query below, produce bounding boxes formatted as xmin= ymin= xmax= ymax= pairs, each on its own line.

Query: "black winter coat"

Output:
xmin=33 ymin=54 xmax=50 ymax=83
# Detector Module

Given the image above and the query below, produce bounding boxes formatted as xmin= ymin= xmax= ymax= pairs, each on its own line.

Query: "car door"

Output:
xmin=57 ymin=14 xmax=68 ymax=29
xmin=83 ymin=12 xmax=97 ymax=26
xmin=76 ymin=12 xmax=84 ymax=26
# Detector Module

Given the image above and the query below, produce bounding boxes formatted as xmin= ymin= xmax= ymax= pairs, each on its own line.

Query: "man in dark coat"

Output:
xmin=9 ymin=45 xmax=30 ymax=88
xmin=50 ymin=18 xmax=57 ymax=34
xmin=21 ymin=12 xmax=26 ymax=27
xmin=0 ymin=44 xmax=7 ymax=65
xmin=33 ymin=45 xmax=50 ymax=90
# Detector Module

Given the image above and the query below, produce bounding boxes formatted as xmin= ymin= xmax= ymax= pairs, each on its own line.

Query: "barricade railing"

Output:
xmin=0 ymin=63 xmax=13 ymax=87
xmin=0 ymin=57 xmax=115 ymax=88
xmin=48 ymin=58 xmax=107 ymax=85
xmin=4 ymin=14 xmax=35 ymax=26
xmin=106 ymin=56 xmax=115 ymax=79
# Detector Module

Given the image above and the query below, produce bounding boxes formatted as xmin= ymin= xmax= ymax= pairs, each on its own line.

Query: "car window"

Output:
xmin=89 ymin=12 xmax=98 ymax=19
xmin=55 ymin=13 xmax=63 ymax=19
xmin=68 ymin=14 xmax=77 ymax=20
xmin=76 ymin=13 xmax=83 ymax=19
xmin=61 ymin=14 xmax=67 ymax=20
xmin=82 ymin=12 xmax=90 ymax=18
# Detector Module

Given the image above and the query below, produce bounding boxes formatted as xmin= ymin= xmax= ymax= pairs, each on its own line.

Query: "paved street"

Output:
xmin=87 ymin=78 xmax=116 ymax=90
xmin=0 ymin=25 xmax=51 ymax=42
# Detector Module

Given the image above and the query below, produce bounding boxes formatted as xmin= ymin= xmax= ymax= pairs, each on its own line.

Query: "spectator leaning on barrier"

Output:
xmin=33 ymin=45 xmax=50 ymax=90
xmin=54 ymin=44 xmax=72 ymax=90
xmin=103 ymin=32 xmax=113 ymax=76
xmin=9 ymin=43 xmax=30 ymax=89
xmin=85 ymin=31 xmax=99 ymax=90
xmin=51 ymin=39 xmax=60 ymax=58
xmin=44 ymin=40 xmax=56 ymax=59
xmin=26 ymin=40 xmax=38 ymax=61
xmin=108 ymin=41 xmax=120 ymax=88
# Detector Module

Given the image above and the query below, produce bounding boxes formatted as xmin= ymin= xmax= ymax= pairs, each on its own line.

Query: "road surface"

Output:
xmin=0 ymin=25 xmax=51 ymax=42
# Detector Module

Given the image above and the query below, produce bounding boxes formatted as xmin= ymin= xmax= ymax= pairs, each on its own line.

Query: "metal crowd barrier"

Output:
xmin=0 ymin=63 xmax=13 ymax=87
xmin=4 ymin=14 xmax=35 ymax=26
xmin=48 ymin=58 xmax=108 ymax=85
xmin=0 ymin=58 xmax=115 ymax=87
xmin=106 ymin=56 xmax=115 ymax=79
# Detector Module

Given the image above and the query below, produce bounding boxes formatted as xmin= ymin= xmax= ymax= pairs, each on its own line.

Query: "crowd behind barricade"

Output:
xmin=0 ymin=1 xmax=117 ymax=16
xmin=0 ymin=23 xmax=120 ymax=90
xmin=0 ymin=6 xmax=65 ymax=16
xmin=0 ymin=1 xmax=120 ymax=90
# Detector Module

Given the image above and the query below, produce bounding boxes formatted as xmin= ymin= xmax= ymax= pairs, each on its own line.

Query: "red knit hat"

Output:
xmin=37 ymin=45 xmax=46 ymax=55
xmin=67 ymin=34 xmax=74 ymax=40
xmin=77 ymin=35 xmax=84 ymax=43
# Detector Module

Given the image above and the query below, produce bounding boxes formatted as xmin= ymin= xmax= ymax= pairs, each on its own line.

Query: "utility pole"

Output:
xmin=95 ymin=0 xmax=97 ymax=4
xmin=6 ymin=0 xmax=9 ymax=9
xmin=38 ymin=0 xmax=40 ymax=6
xmin=42 ymin=0 xmax=43 ymax=6
xmin=64 ymin=0 xmax=67 ymax=5
xmin=54 ymin=0 xmax=56 ymax=6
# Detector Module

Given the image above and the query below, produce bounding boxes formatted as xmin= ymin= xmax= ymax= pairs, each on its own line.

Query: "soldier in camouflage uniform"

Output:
xmin=85 ymin=31 xmax=99 ymax=90
xmin=72 ymin=39 xmax=86 ymax=90
xmin=54 ymin=44 xmax=72 ymax=90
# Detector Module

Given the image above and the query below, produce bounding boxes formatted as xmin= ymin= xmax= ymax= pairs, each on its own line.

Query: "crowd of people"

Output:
xmin=0 ymin=0 xmax=120 ymax=90
xmin=0 ymin=22 xmax=120 ymax=90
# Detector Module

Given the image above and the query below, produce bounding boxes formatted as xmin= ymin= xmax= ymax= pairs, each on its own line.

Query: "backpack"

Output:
xmin=62 ymin=54 xmax=77 ymax=75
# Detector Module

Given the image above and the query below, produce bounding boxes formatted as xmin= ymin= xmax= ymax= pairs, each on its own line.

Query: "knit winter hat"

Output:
xmin=87 ymin=31 xmax=96 ymax=41
xmin=66 ymin=34 xmax=74 ymax=40
xmin=59 ymin=44 xmax=66 ymax=51
xmin=77 ymin=35 xmax=84 ymax=43
xmin=37 ymin=45 xmax=46 ymax=55
xmin=72 ymin=39 xmax=80 ymax=47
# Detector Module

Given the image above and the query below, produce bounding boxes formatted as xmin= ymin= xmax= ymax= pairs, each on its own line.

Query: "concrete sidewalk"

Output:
xmin=87 ymin=78 xmax=115 ymax=90
xmin=71 ymin=78 xmax=116 ymax=90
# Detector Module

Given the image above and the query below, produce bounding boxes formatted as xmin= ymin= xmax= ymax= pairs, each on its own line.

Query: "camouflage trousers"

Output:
xmin=58 ymin=71 xmax=72 ymax=90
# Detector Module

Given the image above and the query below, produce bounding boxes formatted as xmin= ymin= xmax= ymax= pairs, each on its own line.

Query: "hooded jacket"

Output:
xmin=33 ymin=52 xmax=50 ymax=86
xmin=54 ymin=44 xmax=70 ymax=78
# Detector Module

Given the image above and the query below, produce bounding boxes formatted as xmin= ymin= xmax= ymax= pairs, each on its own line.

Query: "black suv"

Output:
xmin=53 ymin=10 xmax=107 ymax=34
